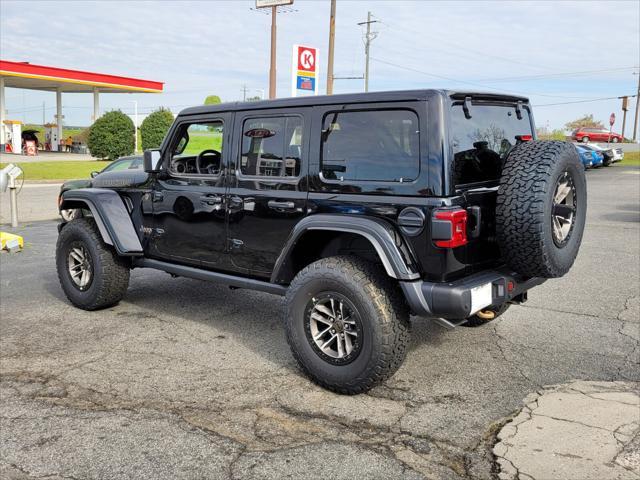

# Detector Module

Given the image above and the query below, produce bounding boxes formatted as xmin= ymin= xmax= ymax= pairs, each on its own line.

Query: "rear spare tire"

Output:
xmin=496 ymin=141 xmax=586 ymax=278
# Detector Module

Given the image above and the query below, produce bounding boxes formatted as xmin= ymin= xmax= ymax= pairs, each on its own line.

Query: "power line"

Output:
xmin=371 ymin=57 xmax=625 ymax=100
xmin=476 ymin=67 xmax=638 ymax=83
xmin=534 ymin=95 xmax=637 ymax=107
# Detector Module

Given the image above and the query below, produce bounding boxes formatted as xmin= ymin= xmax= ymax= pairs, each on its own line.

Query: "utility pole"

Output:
xmin=633 ymin=72 xmax=639 ymax=142
xmin=326 ymin=0 xmax=336 ymax=95
xmin=269 ymin=6 xmax=277 ymax=99
xmin=620 ymin=96 xmax=629 ymax=142
xmin=42 ymin=101 xmax=45 ymax=125
xmin=241 ymin=84 xmax=248 ymax=101
xmin=358 ymin=11 xmax=378 ymax=92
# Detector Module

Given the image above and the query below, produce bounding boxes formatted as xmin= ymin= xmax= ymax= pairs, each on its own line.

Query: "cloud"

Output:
xmin=1 ymin=0 xmax=638 ymax=128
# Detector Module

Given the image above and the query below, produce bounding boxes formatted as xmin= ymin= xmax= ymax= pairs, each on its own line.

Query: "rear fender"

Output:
xmin=271 ymin=214 xmax=420 ymax=283
xmin=59 ymin=188 xmax=143 ymax=256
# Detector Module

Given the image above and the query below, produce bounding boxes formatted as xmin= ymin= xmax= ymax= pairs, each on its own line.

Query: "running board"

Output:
xmin=132 ymin=258 xmax=288 ymax=296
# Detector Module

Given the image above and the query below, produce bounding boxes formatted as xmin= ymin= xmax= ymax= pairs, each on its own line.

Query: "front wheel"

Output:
xmin=284 ymin=256 xmax=410 ymax=394
xmin=581 ymin=136 xmax=590 ymax=143
xmin=611 ymin=137 xmax=619 ymax=143
xmin=56 ymin=218 xmax=130 ymax=310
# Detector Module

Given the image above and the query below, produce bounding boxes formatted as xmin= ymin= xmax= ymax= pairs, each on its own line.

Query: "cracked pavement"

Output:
xmin=1 ymin=165 xmax=639 ymax=479
xmin=494 ymin=380 xmax=639 ymax=480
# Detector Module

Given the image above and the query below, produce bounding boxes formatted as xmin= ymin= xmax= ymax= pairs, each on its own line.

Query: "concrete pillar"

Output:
xmin=56 ymin=88 xmax=63 ymax=152
xmin=0 ymin=77 xmax=5 ymax=148
xmin=92 ymin=88 xmax=100 ymax=122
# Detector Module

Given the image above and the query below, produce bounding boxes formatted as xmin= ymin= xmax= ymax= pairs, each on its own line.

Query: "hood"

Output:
xmin=60 ymin=178 xmax=92 ymax=193
xmin=91 ymin=169 xmax=149 ymax=189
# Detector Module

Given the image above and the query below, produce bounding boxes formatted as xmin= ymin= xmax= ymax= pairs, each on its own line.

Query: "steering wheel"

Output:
xmin=196 ymin=149 xmax=221 ymax=175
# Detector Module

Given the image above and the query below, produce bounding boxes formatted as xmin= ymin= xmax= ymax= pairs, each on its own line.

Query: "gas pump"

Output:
xmin=45 ymin=123 xmax=59 ymax=151
xmin=1 ymin=120 xmax=22 ymax=154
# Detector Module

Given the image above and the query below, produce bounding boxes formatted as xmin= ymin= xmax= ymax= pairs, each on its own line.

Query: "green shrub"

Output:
xmin=140 ymin=108 xmax=174 ymax=150
xmin=87 ymin=111 xmax=134 ymax=161
xmin=204 ymin=95 xmax=221 ymax=105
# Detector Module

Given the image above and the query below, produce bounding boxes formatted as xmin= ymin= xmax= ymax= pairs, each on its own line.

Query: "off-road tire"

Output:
xmin=284 ymin=256 xmax=411 ymax=394
xmin=496 ymin=140 xmax=586 ymax=278
xmin=56 ymin=218 xmax=130 ymax=310
xmin=461 ymin=303 xmax=510 ymax=327
xmin=60 ymin=208 xmax=82 ymax=222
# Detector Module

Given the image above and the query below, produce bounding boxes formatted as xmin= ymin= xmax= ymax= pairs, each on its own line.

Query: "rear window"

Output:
xmin=321 ymin=109 xmax=420 ymax=183
xmin=450 ymin=102 xmax=533 ymax=185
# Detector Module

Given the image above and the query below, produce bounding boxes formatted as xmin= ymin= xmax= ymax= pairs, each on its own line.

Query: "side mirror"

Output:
xmin=144 ymin=149 xmax=162 ymax=173
xmin=90 ymin=171 xmax=99 ymax=178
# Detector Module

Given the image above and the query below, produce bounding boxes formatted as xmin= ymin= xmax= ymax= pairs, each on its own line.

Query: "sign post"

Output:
xmin=291 ymin=45 xmax=319 ymax=97
xmin=608 ymin=112 xmax=615 ymax=145
xmin=255 ymin=0 xmax=294 ymax=99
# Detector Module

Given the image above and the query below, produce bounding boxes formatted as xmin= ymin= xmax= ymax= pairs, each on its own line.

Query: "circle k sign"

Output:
xmin=297 ymin=46 xmax=317 ymax=72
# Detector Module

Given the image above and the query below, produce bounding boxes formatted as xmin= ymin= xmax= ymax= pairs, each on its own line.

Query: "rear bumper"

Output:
xmin=400 ymin=268 xmax=546 ymax=320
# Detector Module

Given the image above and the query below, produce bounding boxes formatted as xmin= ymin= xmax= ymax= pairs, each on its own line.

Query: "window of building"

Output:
xmin=320 ymin=109 xmax=420 ymax=183
xmin=240 ymin=116 xmax=302 ymax=177
xmin=170 ymin=121 xmax=223 ymax=175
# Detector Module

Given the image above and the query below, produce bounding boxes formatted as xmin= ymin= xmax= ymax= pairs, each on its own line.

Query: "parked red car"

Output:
xmin=572 ymin=127 xmax=623 ymax=143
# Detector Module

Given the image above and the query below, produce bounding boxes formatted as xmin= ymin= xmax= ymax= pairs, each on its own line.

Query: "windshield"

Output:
xmin=450 ymin=102 xmax=533 ymax=185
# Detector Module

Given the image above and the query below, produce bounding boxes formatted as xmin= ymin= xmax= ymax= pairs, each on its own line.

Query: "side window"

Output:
xmin=170 ymin=121 xmax=223 ymax=175
xmin=104 ymin=159 xmax=132 ymax=172
xmin=321 ymin=109 xmax=420 ymax=182
xmin=240 ymin=116 xmax=302 ymax=177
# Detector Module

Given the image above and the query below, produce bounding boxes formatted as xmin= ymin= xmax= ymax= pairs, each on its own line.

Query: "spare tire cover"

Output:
xmin=496 ymin=140 xmax=586 ymax=278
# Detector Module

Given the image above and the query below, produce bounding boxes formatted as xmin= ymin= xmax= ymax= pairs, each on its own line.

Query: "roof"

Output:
xmin=0 ymin=59 xmax=163 ymax=93
xmin=178 ymin=89 xmax=530 ymax=116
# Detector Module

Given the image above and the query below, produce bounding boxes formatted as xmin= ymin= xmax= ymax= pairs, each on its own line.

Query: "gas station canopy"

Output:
xmin=0 ymin=59 xmax=163 ymax=93
xmin=0 ymin=60 xmax=163 ymax=153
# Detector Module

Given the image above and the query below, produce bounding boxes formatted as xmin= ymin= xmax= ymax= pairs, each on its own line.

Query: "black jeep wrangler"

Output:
xmin=56 ymin=90 xmax=586 ymax=394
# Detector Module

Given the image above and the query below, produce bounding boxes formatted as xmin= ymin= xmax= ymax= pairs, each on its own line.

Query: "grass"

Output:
xmin=0 ymin=161 xmax=111 ymax=181
xmin=24 ymin=124 xmax=87 ymax=144
xmin=619 ymin=150 xmax=640 ymax=166
xmin=182 ymin=131 xmax=223 ymax=155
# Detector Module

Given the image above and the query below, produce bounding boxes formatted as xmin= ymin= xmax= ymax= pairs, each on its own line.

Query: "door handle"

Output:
xmin=268 ymin=200 xmax=295 ymax=210
xmin=200 ymin=194 xmax=222 ymax=205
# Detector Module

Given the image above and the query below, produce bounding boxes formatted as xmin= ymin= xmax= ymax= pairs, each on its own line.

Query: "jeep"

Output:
xmin=56 ymin=90 xmax=587 ymax=394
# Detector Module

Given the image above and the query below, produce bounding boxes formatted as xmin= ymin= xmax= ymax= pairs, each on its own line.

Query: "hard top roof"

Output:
xmin=178 ymin=89 xmax=530 ymax=117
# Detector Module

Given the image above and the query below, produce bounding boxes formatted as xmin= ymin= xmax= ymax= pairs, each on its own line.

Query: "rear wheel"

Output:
xmin=284 ymin=256 xmax=410 ymax=394
xmin=611 ymin=137 xmax=619 ymax=143
xmin=56 ymin=218 xmax=130 ymax=310
xmin=496 ymin=141 xmax=586 ymax=278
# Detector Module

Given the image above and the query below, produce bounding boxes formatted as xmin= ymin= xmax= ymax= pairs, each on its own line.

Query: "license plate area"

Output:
xmin=470 ymin=282 xmax=493 ymax=314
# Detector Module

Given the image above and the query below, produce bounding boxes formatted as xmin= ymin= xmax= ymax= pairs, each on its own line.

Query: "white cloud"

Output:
xmin=1 ymin=0 xmax=638 ymax=129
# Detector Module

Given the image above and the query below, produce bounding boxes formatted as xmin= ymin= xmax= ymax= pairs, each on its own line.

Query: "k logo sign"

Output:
xmin=291 ymin=44 xmax=319 ymax=97
xmin=298 ymin=47 xmax=316 ymax=72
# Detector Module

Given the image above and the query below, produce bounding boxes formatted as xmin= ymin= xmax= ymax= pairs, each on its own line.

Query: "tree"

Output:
xmin=140 ymin=108 xmax=174 ymax=150
xmin=87 ymin=110 xmax=134 ymax=161
xmin=564 ymin=114 xmax=604 ymax=132
xmin=204 ymin=95 xmax=222 ymax=105
xmin=246 ymin=95 xmax=262 ymax=102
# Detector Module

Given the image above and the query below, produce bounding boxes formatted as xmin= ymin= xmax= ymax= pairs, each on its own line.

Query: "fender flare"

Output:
xmin=271 ymin=214 xmax=420 ymax=283
xmin=59 ymin=188 xmax=143 ymax=256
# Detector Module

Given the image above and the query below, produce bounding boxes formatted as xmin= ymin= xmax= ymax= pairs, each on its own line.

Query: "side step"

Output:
xmin=132 ymin=258 xmax=288 ymax=296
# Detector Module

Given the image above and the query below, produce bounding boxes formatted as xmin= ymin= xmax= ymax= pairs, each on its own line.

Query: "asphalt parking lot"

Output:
xmin=1 ymin=165 xmax=639 ymax=479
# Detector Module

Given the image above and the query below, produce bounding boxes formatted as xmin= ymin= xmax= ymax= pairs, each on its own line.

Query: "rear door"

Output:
xmin=225 ymin=108 xmax=310 ymax=277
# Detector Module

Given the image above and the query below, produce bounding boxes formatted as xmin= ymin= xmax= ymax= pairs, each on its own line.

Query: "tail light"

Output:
xmin=516 ymin=134 xmax=533 ymax=142
xmin=433 ymin=208 xmax=468 ymax=248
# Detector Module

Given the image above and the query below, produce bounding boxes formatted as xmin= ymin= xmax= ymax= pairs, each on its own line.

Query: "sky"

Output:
xmin=1 ymin=0 xmax=639 ymax=131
